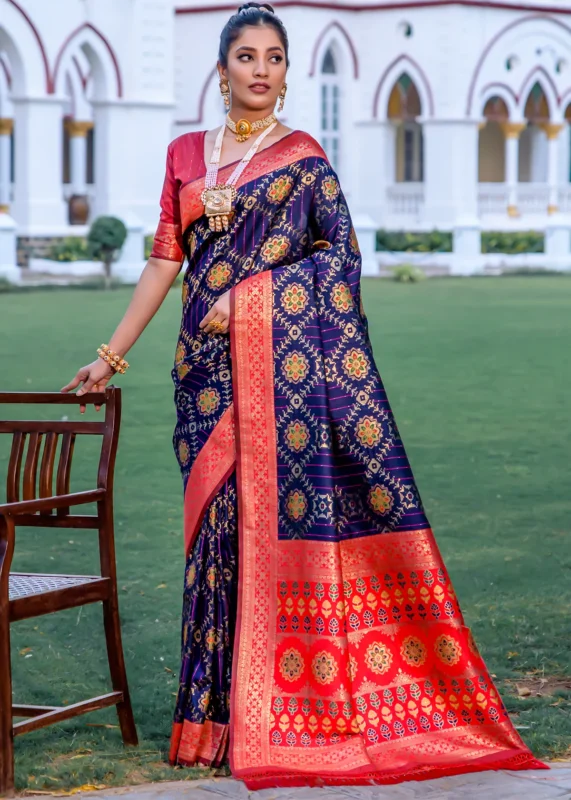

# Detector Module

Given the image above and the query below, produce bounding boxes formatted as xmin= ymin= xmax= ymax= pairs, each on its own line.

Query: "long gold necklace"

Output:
xmin=201 ymin=122 xmax=277 ymax=232
xmin=225 ymin=111 xmax=277 ymax=142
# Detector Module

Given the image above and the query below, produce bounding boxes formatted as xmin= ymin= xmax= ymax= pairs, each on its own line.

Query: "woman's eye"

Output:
xmin=271 ymin=55 xmax=283 ymax=63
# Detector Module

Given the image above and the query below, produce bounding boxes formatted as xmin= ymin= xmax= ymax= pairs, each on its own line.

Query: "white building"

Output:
xmin=2 ymin=0 xmax=571 ymax=256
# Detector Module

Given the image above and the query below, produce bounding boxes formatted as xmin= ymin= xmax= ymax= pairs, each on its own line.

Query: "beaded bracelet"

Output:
xmin=97 ymin=344 xmax=129 ymax=374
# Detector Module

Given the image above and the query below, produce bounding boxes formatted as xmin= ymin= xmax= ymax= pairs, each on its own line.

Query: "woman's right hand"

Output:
xmin=61 ymin=359 xmax=115 ymax=413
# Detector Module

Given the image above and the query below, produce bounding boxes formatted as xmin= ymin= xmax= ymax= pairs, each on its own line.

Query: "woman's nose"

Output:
xmin=253 ymin=60 xmax=269 ymax=77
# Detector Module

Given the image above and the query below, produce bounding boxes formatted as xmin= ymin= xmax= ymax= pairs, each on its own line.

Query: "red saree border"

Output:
xmin=226 ymin=269 xmax=547 ymax=789
xmin=180 ymin=131 xmax=327 ymax=231
xmin=229 ymin=270 xmax=279 ymax=776
xmin=169 ymin=719 xmax=229 ymax=768
xmin=183 ymin=403 xmax=236 ymax=558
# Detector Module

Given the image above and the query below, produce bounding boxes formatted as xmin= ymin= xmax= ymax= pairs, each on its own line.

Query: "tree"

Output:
xmin=87 ymin=216 xmax=127 ymax=290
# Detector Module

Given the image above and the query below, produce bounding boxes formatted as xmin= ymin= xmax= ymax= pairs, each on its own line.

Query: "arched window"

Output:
xmin=388 ymin=73 xmax=423 ymax=183
xmin=320 ymin=46 xmax=340 ymax=172
xmin=519 ymin=82 xmax=549 ymax=182
xmin=479 ymin=96 xmax=509 ymax=182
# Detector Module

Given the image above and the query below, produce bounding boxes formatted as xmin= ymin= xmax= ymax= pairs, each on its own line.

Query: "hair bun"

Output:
xmin=237 ymin=2 xmax=275 ymax=13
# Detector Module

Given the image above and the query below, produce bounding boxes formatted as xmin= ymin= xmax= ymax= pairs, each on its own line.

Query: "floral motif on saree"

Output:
xmin=151 ymin=130 xmax=546 ymax=787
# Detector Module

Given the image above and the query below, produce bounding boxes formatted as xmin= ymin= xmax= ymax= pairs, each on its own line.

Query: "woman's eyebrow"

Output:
xmin=235 ymin=45 xmax=284 ymax=53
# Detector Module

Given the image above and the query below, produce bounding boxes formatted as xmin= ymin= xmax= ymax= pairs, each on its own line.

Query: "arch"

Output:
xmin=466 ymin=14 xmax=571 ymax=116
xmin=482 ymin=94 xmax=510 ymax=122
xmin=0 ymin=0 xmax=50 ymax=94
xmin=479 ymin=83 xmax=518 ymax=119
xmin=372 ymin=55 xmax=434 ymax=118
xmin=52 ymin=23 xmax=122 ymax=99
xmin=0 ymin=54 xmax=11 ymax=91
xmin=387 ymin=73 xmax=422 ymax=120
xmin=175 ymin=64 xmax=218 ymax=125
xmin=309 ymin=21 xmax=359 ymax=79
xmin=519 ymin=67 xmax=558 ymax=119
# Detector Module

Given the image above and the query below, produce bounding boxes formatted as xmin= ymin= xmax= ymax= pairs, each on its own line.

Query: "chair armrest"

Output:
xmin=0 ymin=489 xmax=106 ymax=517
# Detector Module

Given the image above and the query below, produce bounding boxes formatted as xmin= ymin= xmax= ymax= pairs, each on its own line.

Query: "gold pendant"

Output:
xmin=234 ymin=119 xmax=252 ymax=141
xmin=201 ymin=184 xmax=237 ymax=231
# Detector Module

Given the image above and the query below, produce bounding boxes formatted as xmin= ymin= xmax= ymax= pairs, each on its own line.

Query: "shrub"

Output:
xmin=0 ymin=277 xmax=13 ymax=293
xmin=145 ymin=234 xmax=154 ymax=260
xmin=377 ymin=230 xmax=452 ymax=253
xmin=87 ymin=216 xmax=128 ymax=290
xmin=46 ymin=237 xmax=90 ymax=262
xmin=390 ymin=264 xmax=426 ymax=283
xmin=482 ymin=231 xmax=544 ymax=254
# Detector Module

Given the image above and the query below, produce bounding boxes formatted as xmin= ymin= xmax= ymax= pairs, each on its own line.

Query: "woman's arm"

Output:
xmin=61 ymin=256 xmax=182 ymax=407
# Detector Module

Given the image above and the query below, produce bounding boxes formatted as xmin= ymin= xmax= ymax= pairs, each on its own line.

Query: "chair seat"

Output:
xmin=9 ymin=572 xmax=102 ymax=601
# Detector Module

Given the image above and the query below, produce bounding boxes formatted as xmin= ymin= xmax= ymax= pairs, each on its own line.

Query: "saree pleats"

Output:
xmin=170 ymin=472 xmax=238 ymax=768
xmin=166 ymin=131 xmax=546 ymax=785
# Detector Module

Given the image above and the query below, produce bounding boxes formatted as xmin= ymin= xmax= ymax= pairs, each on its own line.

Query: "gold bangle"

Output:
xmin=97 ymin=344 xmax=129 ymax=374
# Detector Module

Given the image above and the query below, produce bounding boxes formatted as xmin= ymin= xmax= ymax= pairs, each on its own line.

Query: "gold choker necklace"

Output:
xmin=226 ymin=112 xmax=277 ymax=142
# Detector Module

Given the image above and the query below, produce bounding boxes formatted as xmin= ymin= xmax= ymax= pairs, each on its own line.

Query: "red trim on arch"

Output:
xmin=466 ymin=14 xmax=571 ymax=115
xmin=5 ymin=0 xmax=51 ymax=93
xmin=308 ymin=21 xmax=359 ymax=79
xmin=0 ymin=55 xmax=12 ymax=90
xmin=372 ymin=54 xmax=434 ymax=118
xmin=72 ymin=55 xmax=89 ymax=92
xmin=480 ymin=82 xmax=518 ymax=109
xmin=52 ymin=22 xmax=123 ymax=98
xmin=175 ymin=64 xmax=218 ymax=125
xmin=518 ymin=64 xmax=560 ymax=109
xmin=176 ymin=1 xmax=571 ymax=15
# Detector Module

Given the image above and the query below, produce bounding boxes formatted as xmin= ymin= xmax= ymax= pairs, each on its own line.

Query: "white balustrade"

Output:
xmin=386 ymin=183 xmax=424 ymax=219
xmin=478 ymin=184 xmax=508 ymax=216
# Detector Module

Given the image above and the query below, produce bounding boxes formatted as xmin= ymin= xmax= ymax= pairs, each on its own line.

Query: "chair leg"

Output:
xmin=102 ymin=592 xmax=138 ymax=746
xmin=0 ymin=613 xmax=15 ymax=798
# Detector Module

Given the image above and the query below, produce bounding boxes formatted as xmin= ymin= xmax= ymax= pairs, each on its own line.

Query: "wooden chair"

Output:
xmin=0 ymin=389 xmax=138 ymax=798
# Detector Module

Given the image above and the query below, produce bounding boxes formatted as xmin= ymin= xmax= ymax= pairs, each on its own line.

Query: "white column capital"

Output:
xmin=65 ymin=119 xmax=94 ymax=138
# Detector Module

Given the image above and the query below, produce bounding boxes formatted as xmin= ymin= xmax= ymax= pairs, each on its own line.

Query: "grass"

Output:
xmin=1 ymin=276 xmax=571 ymax=792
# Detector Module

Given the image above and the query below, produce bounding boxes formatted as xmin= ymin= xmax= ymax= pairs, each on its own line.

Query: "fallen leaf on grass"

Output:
xmin=517 ymin=685 xmax=532 ymax=697
xmin=155 ymin=583 xmax=167 ymax=589
xmin=19 ymin=647 xmax=33 ymax=656
xmin=506 ymin=651 xmax=519 ymax=658
xmin=164 ymin=667 xmax=173 ymax=673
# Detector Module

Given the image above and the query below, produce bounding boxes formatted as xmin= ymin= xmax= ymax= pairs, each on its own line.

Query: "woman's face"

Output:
xmin=220 ymin=24 xmax=287 ymax=114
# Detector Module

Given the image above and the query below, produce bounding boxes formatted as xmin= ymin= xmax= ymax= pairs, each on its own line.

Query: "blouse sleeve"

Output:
xmin=150 ymin=142 xmax=184 ymax=263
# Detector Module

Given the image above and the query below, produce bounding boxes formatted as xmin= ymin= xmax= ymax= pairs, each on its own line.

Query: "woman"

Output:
xmin=63 ymin=2 xmax=546 ymax=789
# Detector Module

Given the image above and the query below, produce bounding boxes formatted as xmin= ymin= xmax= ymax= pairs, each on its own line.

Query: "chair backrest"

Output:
xmin=0 ymin=389 xmax=121 ymax=508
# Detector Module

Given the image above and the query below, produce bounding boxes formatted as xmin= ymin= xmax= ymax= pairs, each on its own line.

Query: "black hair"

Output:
xmin=218 ymin=2 xmax=290 ymax=69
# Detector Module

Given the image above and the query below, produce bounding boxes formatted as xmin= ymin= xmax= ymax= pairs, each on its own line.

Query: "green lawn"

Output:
xmin=1 ymin=276 xmax=571 ymax=793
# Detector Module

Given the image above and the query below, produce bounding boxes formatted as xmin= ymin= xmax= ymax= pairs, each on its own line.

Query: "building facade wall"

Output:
xmin=2 ymin=1 xmax=571 ymax=238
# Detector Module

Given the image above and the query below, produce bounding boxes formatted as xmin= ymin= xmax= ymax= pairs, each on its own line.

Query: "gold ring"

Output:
xmin=210 ymin=320 xmax=225 ymax=333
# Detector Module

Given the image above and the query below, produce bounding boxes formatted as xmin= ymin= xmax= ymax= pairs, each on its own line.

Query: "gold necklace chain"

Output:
xmin=225 ymin=112 xmax=277 ymax=142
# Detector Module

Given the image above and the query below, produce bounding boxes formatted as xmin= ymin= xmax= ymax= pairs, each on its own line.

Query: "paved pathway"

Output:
xmin=29 ymin=764 xmax=571 ymax=799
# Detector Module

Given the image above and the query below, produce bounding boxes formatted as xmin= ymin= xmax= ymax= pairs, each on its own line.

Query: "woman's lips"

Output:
xmin=249 ymin=84 xmax=270 ymax=93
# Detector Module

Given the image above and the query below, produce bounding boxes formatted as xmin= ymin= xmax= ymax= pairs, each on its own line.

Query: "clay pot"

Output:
xmin=68 ymin=194 xmax=90 ymax=225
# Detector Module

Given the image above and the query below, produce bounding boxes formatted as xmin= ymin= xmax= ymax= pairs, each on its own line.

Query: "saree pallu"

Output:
xmin=155 ymin=131 xmax=546 ymax=787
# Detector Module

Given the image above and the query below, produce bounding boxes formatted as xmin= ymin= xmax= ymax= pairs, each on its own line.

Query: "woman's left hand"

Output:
xmin=199 ymin=288 xmax=231 ymax=334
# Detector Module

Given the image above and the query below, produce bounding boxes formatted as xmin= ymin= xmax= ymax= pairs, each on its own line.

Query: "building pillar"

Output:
xmin=540 ymin=123 xmax=565 ymax=215
xmin=354 ymin=119 xmax=396 ymax=226
xmin=501 ymin=122 xmax=526 ymax=218
xmin=0 ymin=119 xmax=13 ymax=214
xmin=66 ymin=120 xmax=93 ymax=195
xmin=422 ymin=120 xmax=479 ymax=228
xmin=91 ymin=100 xmax=173 ymax=228
xmin=11 ymin=95 xmax=67 ymax=229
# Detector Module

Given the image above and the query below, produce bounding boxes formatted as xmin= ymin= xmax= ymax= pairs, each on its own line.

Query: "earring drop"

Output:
xmin=220 ymin=79 xmax=230 ymax=108
xmin=278 ymin=83 xmax=287 ymax=113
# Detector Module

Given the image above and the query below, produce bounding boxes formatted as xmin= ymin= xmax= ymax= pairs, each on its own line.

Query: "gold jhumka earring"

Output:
xmin=278 ymin=83 xmax=287 ymax=112
xmin=219 ymin=79 xmax=230 ymax=108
